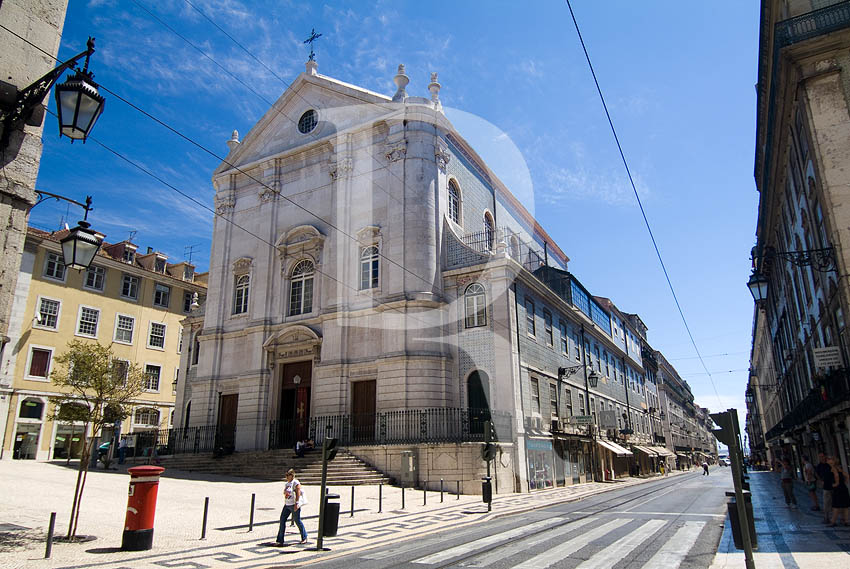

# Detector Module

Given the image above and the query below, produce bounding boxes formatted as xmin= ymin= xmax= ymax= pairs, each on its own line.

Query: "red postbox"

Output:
xmin=122 ymin=465 xmax=165 ymax=551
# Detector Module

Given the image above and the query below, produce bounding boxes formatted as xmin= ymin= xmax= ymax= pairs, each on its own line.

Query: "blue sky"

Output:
xmin=31 ymin=0 xmax=760 ymax=426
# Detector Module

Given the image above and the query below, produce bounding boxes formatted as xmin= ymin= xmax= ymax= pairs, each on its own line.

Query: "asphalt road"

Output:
xmin=308 ymin=468 xmax=731 ymax=569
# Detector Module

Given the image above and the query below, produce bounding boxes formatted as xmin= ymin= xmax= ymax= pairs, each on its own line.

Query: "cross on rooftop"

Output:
xmin=303 ymin=28 xmax=322 ymax=62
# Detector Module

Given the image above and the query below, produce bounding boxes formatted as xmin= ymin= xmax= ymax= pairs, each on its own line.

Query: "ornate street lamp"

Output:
xmin=588 ymin=370 xmax=600 ymax=388
xmin=746 ymin=270 xmax=769 ymax=302
xmin=1 ymin=38 xmax=104 ymax=151
xmin=745 ymin=388 xmax=754 ymax=406
xmin=32 ymin=191 xmax=102 ymax=270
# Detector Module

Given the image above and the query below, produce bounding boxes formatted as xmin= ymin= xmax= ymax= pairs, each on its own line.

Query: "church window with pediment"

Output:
xmin=233 ymin=274 xmax=250 ymax=315
xmin=448 ymin=180 xmax=461 ymax=225
xmin=359 ymin=246 xmax=379 ymax=290
xmin=298 ymin=110 xmax=318 ymax=134
xmin=289 ymin=260 xmax=315 ymax=316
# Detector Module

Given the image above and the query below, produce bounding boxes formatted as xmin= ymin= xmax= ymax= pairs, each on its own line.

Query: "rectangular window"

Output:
xmin=543 ymin=310 xmax=553 ymax=347
xmin=604 ymin=352 xmax=610 ymax=377
xmin=148 ymin=322 xmax=166 ymax=349
xmin=112 ymin=359 xmax=129 ymax=384
xmin=525 ymin=298 xmax=535 ymax=336
xmin=44 ymin=252 xmax=65 ymax=280
xmin=28 ymin=347 xmax=52 ymax=379
xmin=549 ymin=383 xmax=558 ymax=417
xmin=153 ymin=283 xmax=171 ymax=308
xmin=573 ymin=332 xmax=581 ymax=361
xmin=173 ymin=368 xmax=179 ymax=395
xmin=121 ymin=274 xmax=139 ymax=300
xmin=114 ymin=314 xmax=135 ymax=344
xmin=144 ymin=364 xmax=161 ymax=391
xmin=564 ymin=388 xmax=573 ymax=417
xmin=183 ymin=291 xmax=193 ymax=313
xmin=123 ymin=249 xmax=135 ymax=263
xmin=177 ymin=327 xmax=183 ymax=353
xmin=578 ymin=393 xmax=585 ymax=416
xmin=36 ymin=298 xmax=60 ymax=329
xmin=84 ymin=265 xmax=106 ymax=291
xmin=559 ymin=321 xmax=568 ymax=355
xmin=594 ymin=345 xmax=601 ymax=371
xmin=531 ymin=378 xmax=540 ymax=414
xmin=76 ymin=307 xmax=100 ymax=337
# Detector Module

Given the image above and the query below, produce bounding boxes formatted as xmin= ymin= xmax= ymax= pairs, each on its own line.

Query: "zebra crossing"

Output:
xmin=376 ymin=515 xmax=707 ymax=569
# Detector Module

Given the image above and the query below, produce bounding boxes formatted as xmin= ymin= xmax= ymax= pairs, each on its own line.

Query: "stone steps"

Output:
xmin=159 ymin=449 xmax=393 ymax=485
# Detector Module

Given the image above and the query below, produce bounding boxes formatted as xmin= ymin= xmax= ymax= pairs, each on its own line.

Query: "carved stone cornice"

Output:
xmin=232 ymin=256 xmax=253 ymax=274
xmin=215 ymin=196 xmax=235 ymax=215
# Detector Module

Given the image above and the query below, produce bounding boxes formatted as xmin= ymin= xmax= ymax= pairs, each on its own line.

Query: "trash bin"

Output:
xmin=725 ymin=491 xmax=757 ymax=550
xmin=323 ymin=493 xmax=340 ymax=537
xmin=482 ymin=477 xmax=492 ymax=503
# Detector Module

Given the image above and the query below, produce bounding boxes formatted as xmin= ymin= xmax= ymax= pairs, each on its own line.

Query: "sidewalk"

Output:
xmin=710 ymin=470 xmax=850 ymax=569
xmin=0 ymin=460 xmax=681 ymax=569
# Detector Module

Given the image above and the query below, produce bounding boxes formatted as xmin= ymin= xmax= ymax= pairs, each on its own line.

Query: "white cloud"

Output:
xmin=540 ymin=163 xmax=649 ymax=206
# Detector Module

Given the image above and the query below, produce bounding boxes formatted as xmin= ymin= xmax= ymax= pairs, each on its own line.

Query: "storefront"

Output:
xmin=596 ymin=438 xmax=632 ymax=479
xmin=632 ymin=445 xmax=658 ymax=475
xmin=53 ymin=424 xmax=85 ymax=459
xmin=526 ymin=438 xmax=555 ymax=490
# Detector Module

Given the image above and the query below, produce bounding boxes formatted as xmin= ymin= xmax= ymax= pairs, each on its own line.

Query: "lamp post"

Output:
xmin=30 ymin=191 xmax=102 ymax=270
xmin=1 ymin=37 xmax=105 ymax=151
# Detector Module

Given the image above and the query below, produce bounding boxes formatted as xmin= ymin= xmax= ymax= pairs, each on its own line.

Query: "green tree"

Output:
xmin=48 ymin=340 xmax=145 ymax=539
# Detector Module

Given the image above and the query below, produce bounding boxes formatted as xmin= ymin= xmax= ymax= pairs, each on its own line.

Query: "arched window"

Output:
xmin=289 ymin=260 xmax=315 ymax=316
xmin=233 ymin=274 xmax=250 ymax=315
xmin=359 ymin=246 xmax=379 ymax=290
xmin=468 ymin=371 xmax=491 ymax=434
xmin=134 ymin=407 xmax=160 ymax=427
xmin=483 ymin=213 xmax=495 ymax=250
xmin=510 ymin=235 xmax=520 ymax=259
xmin=448 ymin=180 xmax=461 ymax=224
xmin=464 ymin=283 xmax=487 ymax=328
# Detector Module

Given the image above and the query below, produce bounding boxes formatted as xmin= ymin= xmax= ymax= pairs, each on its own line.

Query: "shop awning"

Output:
xmin=650 ymin=446 xmax=676 ymax=458
xmin=676 ymin=452 xmax=690 ymax=459
xmin=597 ymin=439 xmax=633 ymax=457
xmin=632 ymin=445 xmax=658 ymax=457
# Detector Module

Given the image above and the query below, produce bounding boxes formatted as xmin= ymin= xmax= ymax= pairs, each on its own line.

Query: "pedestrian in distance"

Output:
xmin=294 ymin=439 xmax=305 ymax=458
xmin=702 ymin=461 xmax=709 ymax=476
xmin=118 ymin=436 xmax=128 ymax=465
xmin=780 ymin=459 xmax=797 ymax=507
xmin=826 ymin=456 xmax=850 ymax=527
xmin=816 ymin=452 xmax=834 ymax=524
xmin=274 ymin=468 xmax=308 ymax=546
xmin=802 ymin=455 xmax=819 ymax=511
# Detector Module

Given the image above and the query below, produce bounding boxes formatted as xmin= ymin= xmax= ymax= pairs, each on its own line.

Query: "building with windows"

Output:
xmin=0 ymin=227 xmax=206 ymax=460
xmin=178 ymin=60 xmax=705 ymax=491
xmin=747 ymin=0 xmax=850 ymax=473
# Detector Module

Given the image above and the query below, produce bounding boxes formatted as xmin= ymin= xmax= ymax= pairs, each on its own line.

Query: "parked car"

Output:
xmin=718 ymin=458 xmax=729 ymax=467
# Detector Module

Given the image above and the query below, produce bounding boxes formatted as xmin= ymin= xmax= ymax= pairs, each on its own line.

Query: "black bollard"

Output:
xmin=44 ymin=512 xmax=56 ymax=559
xmin=441 ymin=479 xmax=444 ymax=503
xmin=249 ymin=493 xmax=255 ymax=532
xmin=351 ymin=485 xmax=355 ymax=517
xmin=402 ymin=486 xmax=405 ymax=509
xmin=423 ymin=482 xmax=427 ymax=506
xmin=457 ymin=480 xmax=460 ymax=499
xmin=200 ymin=497 xmax=209 ymax=540
xmin=378 ymin=483 xmax=382 ymax=513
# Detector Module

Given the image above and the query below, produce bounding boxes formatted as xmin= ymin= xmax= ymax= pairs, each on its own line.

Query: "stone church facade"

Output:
xmin=176 ymin=60 xmax=665 ymax=493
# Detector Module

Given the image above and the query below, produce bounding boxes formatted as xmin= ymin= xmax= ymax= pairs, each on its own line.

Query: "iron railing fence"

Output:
xmin=268 ymin=418 xmax=299 ymax=450
xmin=286 ymin=408 xmax=512 ymax=447
xmin=125 ymin=425 xmax=235 ymax=456
xmin=447 ymin=227 xmax=546 ymax=274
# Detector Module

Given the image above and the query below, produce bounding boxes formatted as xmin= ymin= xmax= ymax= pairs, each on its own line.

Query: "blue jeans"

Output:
xmin=276 ymin=505 xmax=306 ymax=543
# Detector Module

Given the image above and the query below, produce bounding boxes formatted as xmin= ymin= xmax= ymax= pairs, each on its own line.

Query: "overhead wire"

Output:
xmin=564 ymin=0 xmax=724 ymax=410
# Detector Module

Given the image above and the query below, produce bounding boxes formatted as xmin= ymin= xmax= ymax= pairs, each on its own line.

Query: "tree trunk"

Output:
xmin=67 ymin=436 xmax=95 ymax=539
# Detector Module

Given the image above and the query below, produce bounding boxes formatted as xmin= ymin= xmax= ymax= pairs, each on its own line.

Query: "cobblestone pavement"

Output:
xmin=0 ymin=459 xmax=676 ymax=568
xmin=710 ymin=469 xmax=850 ymax=569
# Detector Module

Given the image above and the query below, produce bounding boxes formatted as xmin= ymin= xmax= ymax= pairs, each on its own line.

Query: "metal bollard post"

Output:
xmin=457 ymin=480 xmax=460 ymax=499
xmin=441 ymin=479 xmax=444 ymax=503
xmin=351 ymin=485 xmax=355 ymax=517
xmin=423 ymin=482 xmax=427 ymax=506
xmin=249 ymin=493 xmax=255 ymax=532
xmin=402 ymin=486 xmax=405 ymax=509
xmin=200 ymin=497 xmax=209 ymax=540
xmin=44 ymin=512 xmax=56 ymax=559
xmin=378 ymin=483 xmax=383 ymax=513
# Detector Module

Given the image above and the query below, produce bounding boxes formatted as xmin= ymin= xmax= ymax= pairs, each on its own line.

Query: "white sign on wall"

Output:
xmin=813 ymin=346 xmax=842 ymax=368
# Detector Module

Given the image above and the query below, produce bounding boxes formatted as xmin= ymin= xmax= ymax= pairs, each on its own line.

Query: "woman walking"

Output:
xmin=274 ymin=468 xmax=308 ymax=545
xmin=827 ymin=456 xmax=850 ymax=526
xmin=780 ymin=459 xmax=797 ymax=507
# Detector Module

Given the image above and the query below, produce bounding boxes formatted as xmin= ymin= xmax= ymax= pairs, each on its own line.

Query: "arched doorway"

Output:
xmin=468 ymin=371 xmax=491 ymax=434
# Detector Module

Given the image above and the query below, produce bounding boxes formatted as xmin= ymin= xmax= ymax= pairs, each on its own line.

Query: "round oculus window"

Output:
xmin=298 ymin=109 xmax=318 ymax=134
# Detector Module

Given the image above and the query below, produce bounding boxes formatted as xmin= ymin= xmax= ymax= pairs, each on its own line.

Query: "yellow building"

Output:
xmin=0 ymin=227 xmax=207 ymax=460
